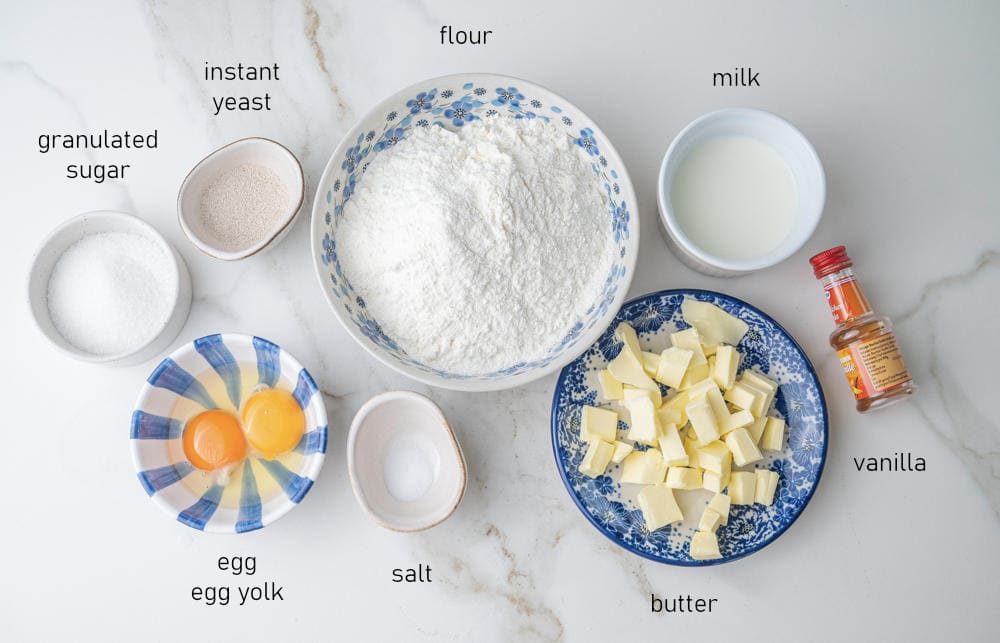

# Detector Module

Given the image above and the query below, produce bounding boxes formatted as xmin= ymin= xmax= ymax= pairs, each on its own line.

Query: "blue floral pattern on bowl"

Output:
xmin=551 ymin=290 xmax=828 ymax=565
xmin=311 ymin=74 xmax=638 ymax=388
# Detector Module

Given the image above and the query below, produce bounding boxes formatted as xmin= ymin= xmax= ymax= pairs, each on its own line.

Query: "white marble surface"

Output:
xmin=3 ymin=1 xmax=999 ymax=640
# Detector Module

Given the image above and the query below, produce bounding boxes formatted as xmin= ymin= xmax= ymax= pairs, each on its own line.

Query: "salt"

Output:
xmin=47 ymin=231 xmax=173 ymax=355
xmin=381 ymin=435 xmax=438 ymax=502
xmin=199 ymin=163 xmax=290 ymax=251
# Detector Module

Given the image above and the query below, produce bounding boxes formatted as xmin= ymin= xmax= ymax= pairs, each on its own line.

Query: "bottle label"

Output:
xmin=837 ymin=331 xmax=912 ymax=399
xmin=824 ymin=274 xmax=869 ymax=324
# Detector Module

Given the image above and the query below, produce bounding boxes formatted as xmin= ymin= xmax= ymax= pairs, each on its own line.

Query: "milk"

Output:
xmin=671 ymin=136 xmax=797 ymax=262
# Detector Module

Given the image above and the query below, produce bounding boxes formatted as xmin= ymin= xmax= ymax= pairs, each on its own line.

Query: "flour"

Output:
xmin=338 ymin=117 xmax=612 ymax=375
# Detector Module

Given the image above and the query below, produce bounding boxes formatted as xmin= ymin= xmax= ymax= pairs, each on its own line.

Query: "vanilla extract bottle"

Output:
xmin=810 ymin=246 xmax=916 ymax=413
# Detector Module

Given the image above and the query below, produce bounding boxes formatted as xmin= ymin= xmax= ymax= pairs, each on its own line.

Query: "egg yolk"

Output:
xmin=241 ymin=389 xmax=305 ymax=459
xmin=182 ymin=410 xmax=247 ymax=471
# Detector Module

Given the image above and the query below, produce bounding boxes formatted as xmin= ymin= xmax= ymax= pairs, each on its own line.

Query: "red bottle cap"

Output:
xmin=809 ymin=246 xmax=852 ymax=279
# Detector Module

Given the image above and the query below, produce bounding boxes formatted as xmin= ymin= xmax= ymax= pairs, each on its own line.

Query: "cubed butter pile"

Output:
xmin=577 ymin=298 xmax=788 ymax=561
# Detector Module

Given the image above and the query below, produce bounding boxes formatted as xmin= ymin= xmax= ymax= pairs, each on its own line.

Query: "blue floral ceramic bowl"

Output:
xmin=310 ymin=73 xmax=638 ymax=391
xmin=551 ymin=290 xmax=828 ymax=565
xmin=130 ymin=334 xmax=328 ymax=533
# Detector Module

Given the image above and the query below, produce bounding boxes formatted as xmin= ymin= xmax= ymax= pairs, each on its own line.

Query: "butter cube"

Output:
xmin=678 ymin=363 xmax=711 ymax=390
xmin=608 ymin=348 xmax=658 ymax=392
xmin=725 ymin=381 xmax=765 ymax=415
xmin=636 ymin=484 xmax=683 ymax=531
xmin=654 ymin=346 xmax=693 ymax=389
xmin=681 ymin=297 xmax=750 ymax=347
xmin=708 ymin=492 xmax=731 ymax=525
xmin=725 ymin=428 xmax=764 ymax=466
xmin=658 ymin=423 xmax=689 ymax=467
xmin=620 ymin=449 xmax=667 ymax=484
xmin=656 ymin=407 xmax=681 ymax=427
xmin=702 ymin=343 xmax=719 ymax=357
xmin=670 ymin=328 xmax=707 ymax=366
xmin=580 ymin=405 xmax=619 ymax=443
xmin=666 ymin=466 xmax=703 ymax=490
xmin=705 ymin=387 xmax=731 ymax=424
xmin=754 ymin=469 xmax=779 ymax=505
xmin=690 ymin=530 xmax=722 ymax=560
xmin=747 ymin=416 xmax=768 ymax=444
xmin=747 ymin=388 xmax=771 ymax=417
xmin=702 ymin=469 xmax=730 ymax=493
xmin=741 ymin=370 xmax=777 ymax=416
xmin=698 ymin=507 xmax=722 ymax=533
xmin=578 ymin=439 xmax=614 ymax=477
xmin=685 ymin=398 xmax=720 ymax=445
xmin=623 ymin=385 xmax=662 ymax=409
xmin=614 ymin=322 xmax=642 ymax=359
xmin=610 ymin=440 xmax=634 ymax=464
xmin=696 ymin=441 xmax=732 ymax=476
xmin=597 ymin=369 xmax=624 ymax=401
xmin=622 ymin=386 xmax=643 ymax=401
xmin=663 ymin=390 xmax=690 ymax=408
xmin=683 ymin=434 xmax=702 ymax=469
xmin=685 ymin=378 xmax=718 ymax=403
xmin=742 ymin=369 xmax=777 ymax=394
xmin=713 ymin=345 xmax=740 ymax=391
xmin=626 ymin=397 xmax=660 ymax=446
xmin=720 ymin=409 xmax=755 ymax=435
xmin=641 ymin=351 xmax=661 ymax=377
xmin=729 ymin=471 xmax=756 ymax=505
xmin=760 ymin=416 xmax=786 ymax=451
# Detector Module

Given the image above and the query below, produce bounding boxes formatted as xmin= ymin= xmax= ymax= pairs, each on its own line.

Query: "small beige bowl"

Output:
xmin=348 ymin=391 xmax=467 ymax=532
xmin=177 ymin=137 xmax=304 ymax=261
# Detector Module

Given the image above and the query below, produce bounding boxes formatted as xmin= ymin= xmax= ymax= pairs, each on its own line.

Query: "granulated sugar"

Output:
xmin=47 ymin=231 xmax=174 ymax=355
xmin=338 ymin=117 xmax=613 ymax=375
xmin=199 ymin=163 xmax=289 ymax=251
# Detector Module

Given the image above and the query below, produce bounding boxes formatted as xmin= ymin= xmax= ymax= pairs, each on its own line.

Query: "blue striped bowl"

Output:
xmin=130 ymin=334 xmax=328 ymax=533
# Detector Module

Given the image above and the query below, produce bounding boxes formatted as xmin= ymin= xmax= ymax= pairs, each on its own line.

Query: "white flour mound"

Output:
xmin=338 ymin=117 xmax=613 ymax=375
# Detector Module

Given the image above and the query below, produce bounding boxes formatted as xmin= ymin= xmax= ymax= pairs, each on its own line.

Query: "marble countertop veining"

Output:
xmin=2 ymin=1 xmax=999 ymax=641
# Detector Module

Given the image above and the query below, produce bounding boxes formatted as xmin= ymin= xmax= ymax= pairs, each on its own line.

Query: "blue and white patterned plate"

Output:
xmin=551 ymin=290 xmax=828 ymax=565
xmin=310 ymin=73 xmax=639 ymax=391
xmin=130 ymin=334 xmax=328 ymax=533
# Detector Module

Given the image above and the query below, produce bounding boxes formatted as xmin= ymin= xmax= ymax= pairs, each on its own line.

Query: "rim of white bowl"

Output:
xmin=656 ymin=107 xmax=826 ymax=273
xmin=310 ymin=72 xmax=640 ymax=391
xmin=130 ymin=333 xmax=329 ymax=533
xmin=27 ymin=210 xmax=187 ymax=364
xmin=177 ymin=137 xmax=305 ymax=261
xmin=346 ymin=390 xmax=467 ymax=532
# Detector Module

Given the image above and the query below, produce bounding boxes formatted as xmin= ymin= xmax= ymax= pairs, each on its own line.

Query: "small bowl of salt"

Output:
xmin=348 ymin=391 xmax=467 ymax=532
xmin=177 ymin=137 xmax=305 ymax=260
xmin=27 ymin=210 xmax=193 ymax=366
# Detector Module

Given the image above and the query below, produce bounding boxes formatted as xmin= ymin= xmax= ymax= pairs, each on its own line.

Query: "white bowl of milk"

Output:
xmin=657 ymin=108 xmax=825 ymax=276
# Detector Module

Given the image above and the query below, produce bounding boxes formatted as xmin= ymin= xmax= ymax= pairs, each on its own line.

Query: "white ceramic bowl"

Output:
xmin=657 ymin=108 xmax=825 ymax=277
xmin=311 ymin=73 xmax=639 ymax=391
xmin=178 ymin=137 xmax=304 ymax=261
xmin=27 ymin=210 xmax=192 ymax=366
xmin=348 ymin=391 xmax=466 ymax=532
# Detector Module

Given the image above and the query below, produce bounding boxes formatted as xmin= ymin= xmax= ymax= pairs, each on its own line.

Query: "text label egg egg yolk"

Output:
xmin=242 ymin=389 xmax=305 ymax=459
xmin=182 ymin=409 xmax=247 ymax=471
